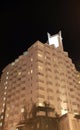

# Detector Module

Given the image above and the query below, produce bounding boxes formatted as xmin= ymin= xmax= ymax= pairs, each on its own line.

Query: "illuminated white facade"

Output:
xmin=0 ymin=32 xmax=80 ymax=130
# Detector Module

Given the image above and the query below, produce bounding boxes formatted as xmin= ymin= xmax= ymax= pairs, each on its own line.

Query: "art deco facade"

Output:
xmin=0 ymin=32 xmax=80 ymax=130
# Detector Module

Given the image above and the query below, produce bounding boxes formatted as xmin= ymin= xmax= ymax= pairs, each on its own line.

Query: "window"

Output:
xmin=22 ymin=87 xmax=25 ymax=90
xmin=38 ymin=66 xmax=43 ymax=70
xmin=47 ymin=81 xmax=52 ymax=85
xmin=38 ymin=48 xmax=43 ymax=52
xmin=57 ymin=97 xmax=62 ymax=101
xmin=46 ymin=68 xmax=51 ymax=72
xmin=31 ymin=58 xmax=33 ymax=61
xmin=21 ymin=80 xmax=25 ymax=84
xmin=45 ymin=51 xmax=50 ymax=55
xmin=6 ymin=76 xmax=8 ymax=79
xmin=45 ymin=56 xmax=46 ymax=60
xmin=2 ymin=109 xmax=4 ymax=112
xmin=56 ymin=90 xmax=60 ymax=94
xmin=47 ymin=88 xmax=53 ymax=92
xmin=38 ymin=94 xmax=45 ymax=98
xmin=46 ymin=56 xmax=50 ymax=60
xmin=1 ymin=115 xmax=3 ymax=119
xmin=78 ymin=81 xmax=80 ymax=84
xmin=7 ymin=72 xmax=9 ymax=75
xmin=37 ymin=72 xmax=44 ymax=76
xmin=31 ymin=70 xmax=33 ymax=74
xmin=28 ymin=71 xmax=30 ymax=75
xmin=18 ymin=78 xmax=21 ymax=81
xmin=5 ymin=86 xmax=7 ymax=89
xmin=18 ymin=72 xmax=21 ymax=76
xmin=38 ymin=87 xmax=44 ymax=91
xmin=63 ymin=100 xmax=67 ymax=103
xmin=72 ymin=102 xmax=76 ymax=105
xmin=6 ymin=114 xmax=9 ymax=117
xmin=3 ymin=97 xmax=6 ymax=101
xmin=46 ymin=62 xmax=51 ymax=65
xmin=11 ymin=62 xmax=15 ymax=66
xmin=5 ymin=81 xmax=8 ymax=84
xmin=4 ymin=92 xmax=6 ymax=95
xmin=37 ymin=123 xmax=40 ymax=128
xmin=38 ymin=53 xmax=43 ymax=58
xmin=74 ymin=109 xmax=78 ymax=113
xmin=37 ymin=59 xmax=43 ymax=63
xmin=3 ymin=103 xmax=5 ymax=107
xmin=21 ymin=108 xmax=24 ymax=113
xmin=70 ymin=88 xmax=73 ymax=92
xmin=0 ymin=122 xmax=2 ymax=127
xmin=38 ymin=79 xmax=44 ymax=83
xmin=48 ymin=96 xmax=53 ymax=100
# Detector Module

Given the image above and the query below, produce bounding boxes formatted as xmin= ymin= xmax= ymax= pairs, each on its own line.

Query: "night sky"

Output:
xmin=0 ymin=1 xmax=80 ymax=75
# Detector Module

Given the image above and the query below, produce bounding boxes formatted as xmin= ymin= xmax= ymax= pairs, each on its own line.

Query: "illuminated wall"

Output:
xmin=0 ymin=32 xmax=80 ymax=130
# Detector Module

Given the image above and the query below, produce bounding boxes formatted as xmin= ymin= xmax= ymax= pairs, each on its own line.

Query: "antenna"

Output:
xmin=47 ymin=32 xmax=51 ymax=44
xmin=59 ymin=30 xmax=62 ymax=40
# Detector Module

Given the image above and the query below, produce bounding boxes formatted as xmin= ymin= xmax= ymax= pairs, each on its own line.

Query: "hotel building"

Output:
xmin=0 ymin=31 xmax=80 ymax=130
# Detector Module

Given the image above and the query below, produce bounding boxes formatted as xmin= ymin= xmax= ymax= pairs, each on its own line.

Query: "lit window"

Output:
xmin=38 ymin=53 xmax=43 ymax=58
xmin=6 ymin=114 xmax=9 ymax=117
xmin=4 ymin=92 xmax=6 ymax=95
xmin=3 ymin=97 xmax=6 ymax=101
xmin=21 ymin=108 xmax=24 ymax=113
xmin=74 ymin=112 xmax=79 ymax=115
xmin=5 ymin=87 xmax=7 ymax=89
xmin=1 ymin=115 xmax=3 ymax=119
xmin=38 ymin=66 xmax=43 ymax=70
xmin=37 ymin=123 xmax=40 ymax=128
xmin=6 ymin=76 xmax=8 ymax=79
xmin=78 ymin=81 xmax=80 ymax=84
xmin=2 ymin=109 xmax=4 ymax=112
xmin=0 ymin=122 xmax=2 ymax=126
xmin=15 ymin=59 xmax=19 ymax=62
xmin=61 ymin=109 xmax=68 ymax=115
xmin=11 ymin=62 xmax=15 ymax=66
xmin=31 ymin=58 xmax=33 ymax=61
xmin=77 ymin=74 xmax=79 ymax=77
xmin=45 ymin=56 xmax=46 ymax=60
xmin=3 ymin=103 xmax=5 ymax=107
xmin=7 ymin=107 xmax=10 ymax=110
xmin=53 ymin=58 xmax=56 ymax=61
xmin=7 ymin=72 xmax=9 ymax=75
xmin=5 ymin=81 xmax=8 ymax=84
xmin=37 ymin=103 xmax=44 ymax=107
xmin=31 ymin=70 xmax=33 ymax=74
xmin=28 ymin=71 xmax=30 ymax=75
xmin=18 ymin=72 xmax=21 ymax=76
xmin=72 ymin=66 xmax=75 ymax=69
xmin=23 ymin=51 xmax=28 ymax=55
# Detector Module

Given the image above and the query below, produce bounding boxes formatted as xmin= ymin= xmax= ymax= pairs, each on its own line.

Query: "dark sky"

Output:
xmin=0 ymin=0 xmax=80 ymax=74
